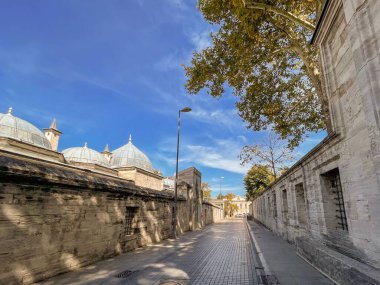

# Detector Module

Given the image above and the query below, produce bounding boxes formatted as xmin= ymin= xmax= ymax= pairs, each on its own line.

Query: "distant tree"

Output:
xmin=201 ymin=182 xmax=212 ymax=201
xmin=223 ymin=193 xmax=239 ymax=217
xmin=230 ymin=204 xmax=239 ymax=217
xmin=184 ymin=0 xmax=330 ymax=148
xmin=239 ymin=133 xmax=293 ymax=178
xmin=244 ymin=164 xmax=275 ymax=201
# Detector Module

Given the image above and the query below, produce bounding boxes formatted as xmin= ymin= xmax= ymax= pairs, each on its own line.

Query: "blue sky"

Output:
xmin=0 ymin=0 xmax=325 ymax=197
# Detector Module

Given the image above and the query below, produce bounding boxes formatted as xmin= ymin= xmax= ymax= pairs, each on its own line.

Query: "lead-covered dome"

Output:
xmin=111 ymin=135 xmax=154 ymax=172
xmin=0 ymin=107 xmax=52 ymax=149
xmin=62 ymin=143 xmax=109 ymax=167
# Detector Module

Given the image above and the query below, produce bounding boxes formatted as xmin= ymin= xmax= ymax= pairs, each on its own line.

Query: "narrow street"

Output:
xmin=38 ymin=220 xmax=332 ymax=285
xmin=38 ymin=220 xmax=257 ymax=285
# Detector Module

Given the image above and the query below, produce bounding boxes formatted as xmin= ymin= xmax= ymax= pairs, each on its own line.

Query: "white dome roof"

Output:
xmin=0 ymin=108 xmax=52 ymax=149
xmin=62 ymin=143 xmax=109 ymax=167
xmin=111 ymin=135 xmax=154 ymax=172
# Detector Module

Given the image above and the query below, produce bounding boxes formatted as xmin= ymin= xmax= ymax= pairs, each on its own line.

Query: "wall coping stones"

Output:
xmin=202 ymin=200 xmax=223 ymax=210
xmin=0 ymin=149 xmax=185 ymax=201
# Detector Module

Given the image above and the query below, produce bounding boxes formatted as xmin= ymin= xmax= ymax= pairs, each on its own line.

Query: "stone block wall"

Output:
xmin=117 ymin=167 xmax=163 ymax=191
xmin=250 ymin=134 xmax=380 ymax=284
xmin=202 ymin=201 xmax=224 ymax=226
xmin=178 ymin=167 xmax=203 ymax=229
xmin=0 ymin=152 xmax=223 ymax=284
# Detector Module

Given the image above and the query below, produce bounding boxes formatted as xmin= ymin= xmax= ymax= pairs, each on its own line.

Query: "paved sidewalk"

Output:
xmin=38 ymin=220 xmax=257 ymax=285
xmin=247 ymin=220 xmax=334 ymax=285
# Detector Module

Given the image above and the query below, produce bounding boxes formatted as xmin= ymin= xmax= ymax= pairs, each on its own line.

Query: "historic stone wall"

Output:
xmin=117 ymin=167 xmax=163 ymax=191
xmin=202 ymin=201 xmax=224 ymax=225
xmin=178 ymin=167 xmax=203 ymax=229
xmin=251 ymin=1 xmax=380 ymax=284
xmin=0 ymin=151 xmax=223 ymax=285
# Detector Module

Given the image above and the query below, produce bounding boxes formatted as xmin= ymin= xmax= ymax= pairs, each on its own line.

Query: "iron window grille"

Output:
xmin=125 ymin=207 xmax=137 ymax=235
xmin=330 ymin=173 xmax=348 ymax=231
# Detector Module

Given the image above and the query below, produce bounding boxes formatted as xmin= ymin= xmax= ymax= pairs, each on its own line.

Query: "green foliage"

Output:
xmin=244 ymin=164 xmax=275 ymax=200
xmin=185 ymin=0 xmax=330 ymax=148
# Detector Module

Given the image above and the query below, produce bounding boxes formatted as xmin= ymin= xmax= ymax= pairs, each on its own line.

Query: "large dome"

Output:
xmin=111 ymin=136 xmax=154 ymax=172
xmin=62 ymin=143 xmax=109 ymax=167
xmin=0 ymin=108 xmax=52 ymax=149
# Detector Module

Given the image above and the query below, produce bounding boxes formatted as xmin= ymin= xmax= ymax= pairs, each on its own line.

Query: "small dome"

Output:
xmin=111 ymin=135 xmax=154 ymax=172
xmin=0 ymin=108 xmax=52 ymax=149
xmin=62 ymin=143 xmax=109 ymax=167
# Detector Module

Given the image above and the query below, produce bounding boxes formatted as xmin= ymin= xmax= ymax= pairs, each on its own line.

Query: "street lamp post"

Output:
xmin=172 ymin=107 xmax=192 ymax=239
xmin=219 ymin=176 xmax=224 ymax=201
xmin=219 ymin=176 xmax=224 ymax=212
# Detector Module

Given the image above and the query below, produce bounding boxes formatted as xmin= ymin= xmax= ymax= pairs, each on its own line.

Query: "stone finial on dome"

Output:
xmin=129 ymin=134 xmax=132 ymax=143
xmin=7 ymin=107 xmax=13 ymax=115
xmin=84 ymin=142 xmax=88 ymax=148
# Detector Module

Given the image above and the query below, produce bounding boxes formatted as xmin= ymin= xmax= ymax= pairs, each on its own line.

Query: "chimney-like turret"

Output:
xmin=44 ymin=118 xmax=62 ymax=151
xmin=101 ymin=144 xmax=112 ymax=162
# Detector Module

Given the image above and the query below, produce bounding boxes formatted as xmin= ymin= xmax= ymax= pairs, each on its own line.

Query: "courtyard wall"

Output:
xmin=0 ymin=151 xmax=223 ymax=284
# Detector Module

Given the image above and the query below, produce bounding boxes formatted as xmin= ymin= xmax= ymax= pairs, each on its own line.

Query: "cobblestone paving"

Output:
xmin=39 ymin=220 xmax=257 ymax=285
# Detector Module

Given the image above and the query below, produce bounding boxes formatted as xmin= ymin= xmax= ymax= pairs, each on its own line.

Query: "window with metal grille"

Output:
xmin=125 ymin=207 xmax=137 ymax=235
xmin=331 ymin=172 xmax=348 ymax=231
xmin=321 ymin=168 xmax=348 ymax=232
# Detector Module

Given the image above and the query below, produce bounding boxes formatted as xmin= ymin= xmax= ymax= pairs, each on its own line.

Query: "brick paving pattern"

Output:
xmin=124 ymin=220 xmax=257 ymax=285
xmin=39 ymin=220 xmax=257 ymax=285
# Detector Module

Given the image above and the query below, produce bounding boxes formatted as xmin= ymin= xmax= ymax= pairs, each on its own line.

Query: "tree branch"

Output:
xmin=243 ymin=1 xmax=315 ymax=31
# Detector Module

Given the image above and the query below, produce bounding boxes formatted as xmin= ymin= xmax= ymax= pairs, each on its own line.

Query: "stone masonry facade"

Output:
xmin=250 ymin=1 xmax=380 ymax=284
xmin=0 ymin=150 xmax=223 ymax=285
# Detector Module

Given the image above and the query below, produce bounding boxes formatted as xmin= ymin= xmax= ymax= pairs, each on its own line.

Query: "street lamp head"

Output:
xmin=180 ymin=107 xmax=192 ymax=113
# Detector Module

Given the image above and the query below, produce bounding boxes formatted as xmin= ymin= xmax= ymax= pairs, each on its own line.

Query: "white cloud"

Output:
xmin=156 ymin=133 xmax=250 ymax=175
xmin=164 ymin=0 xmax=188 ymax=11
xmin=215 ymin=185 xmax=244 ymax=194
xmin=188 ymin=107 xmax=243 ymax=132
xmin=138 ymin=77 xmax=180 ymax=107
xmin=154 ymin=52 xmax=183 ymax=71
xmin=179 ymin=138 xmax=250 ymax=174
xmin=189 ymin=30 xmax=212 ymax=51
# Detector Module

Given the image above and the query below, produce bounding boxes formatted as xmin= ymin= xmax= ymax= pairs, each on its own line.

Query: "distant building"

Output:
xmin=212 ymin=195 xmax=251 ymax=216
xmin=232 ymin=195 xmax=251 ymax=215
